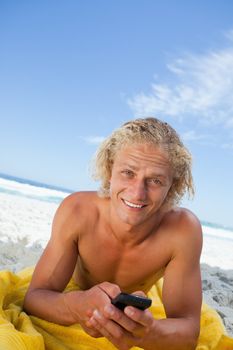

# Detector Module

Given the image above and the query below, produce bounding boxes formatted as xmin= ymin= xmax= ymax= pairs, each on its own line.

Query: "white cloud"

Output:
xmin=83 ymin=136 xmax=105 ymax=144
xmin=128 ymin=31 xmax=233 ymax=132
xmin=181 ymin=130 xmax=207 ymax=142
xmin=224 ymin=29 xmax=233 ymax=41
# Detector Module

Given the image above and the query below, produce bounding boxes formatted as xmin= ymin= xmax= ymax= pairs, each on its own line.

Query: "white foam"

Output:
xmin=201 ymin=233 xmax=233 ymax=269
xmin=0 ymin=178 xmax=70 ymax=200
xmin=202 ymin=224 xmax=233 ymax=241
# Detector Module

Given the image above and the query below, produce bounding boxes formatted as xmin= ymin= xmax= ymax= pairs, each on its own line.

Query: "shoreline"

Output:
xmin=0 ymin=239 xmax=232 ymax=336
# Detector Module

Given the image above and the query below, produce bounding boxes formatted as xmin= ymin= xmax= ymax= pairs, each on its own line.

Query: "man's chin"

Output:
xmin=118 ymin=213 xmax=146 ymax=227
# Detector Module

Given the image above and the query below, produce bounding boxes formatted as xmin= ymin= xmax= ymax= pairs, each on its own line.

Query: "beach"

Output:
xmin=0 ymin=176 xmax=233 ymax=337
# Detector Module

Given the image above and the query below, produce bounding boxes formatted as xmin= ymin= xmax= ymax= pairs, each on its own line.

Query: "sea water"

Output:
xmin=0 ymin=173 xmax=232 ymax=270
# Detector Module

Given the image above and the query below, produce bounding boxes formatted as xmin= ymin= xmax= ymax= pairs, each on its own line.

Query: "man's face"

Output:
xmin=109 ymin=143 xmax=173 ymax=228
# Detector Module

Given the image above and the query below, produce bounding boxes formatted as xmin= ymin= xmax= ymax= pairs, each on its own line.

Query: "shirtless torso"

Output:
xmin=72 ymin=192 xmax=168 ymax=293
xmin=24 ymin=142 xmax=203 ymax=350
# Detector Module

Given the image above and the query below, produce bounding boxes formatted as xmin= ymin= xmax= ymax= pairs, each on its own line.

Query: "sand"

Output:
xmin=201 ymin=263 xmax=233 ymax=336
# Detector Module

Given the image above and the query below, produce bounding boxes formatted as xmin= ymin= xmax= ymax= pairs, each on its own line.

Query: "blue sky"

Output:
xmin=1 ymin=1 xmax=233 ymax=227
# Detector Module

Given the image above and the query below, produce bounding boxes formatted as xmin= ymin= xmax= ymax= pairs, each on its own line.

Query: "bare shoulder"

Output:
xmin=58 ymin=191 xmax=100 ymax=211
xmin=164 ymin=207 xmax=203 ymax=260
xmin=51 ymin=191 xmax=101 ymax=240
xmin=164 ymin=207 xmax=202 ymax=236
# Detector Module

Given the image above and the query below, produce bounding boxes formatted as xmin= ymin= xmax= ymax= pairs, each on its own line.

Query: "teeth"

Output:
xmin=124 ymin=199 xmax=144 ymax=208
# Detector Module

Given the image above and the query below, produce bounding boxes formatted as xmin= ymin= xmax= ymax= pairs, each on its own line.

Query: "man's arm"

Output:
xmin=88 ymin=210 xmax=203 ymax=350
xmin=23 ymin=193 xmax=83 ymax=324
xmin=142 ymin=210 xmax=203 ymax=349
xmin=23 ymin=193 xmax=121 ymax=335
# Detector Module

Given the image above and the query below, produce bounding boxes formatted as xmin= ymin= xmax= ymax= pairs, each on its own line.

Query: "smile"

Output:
xmin=122 ymin=199 xmax=146 ymax=209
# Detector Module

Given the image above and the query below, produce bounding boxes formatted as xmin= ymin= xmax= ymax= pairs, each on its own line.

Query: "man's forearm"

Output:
xmin=142 ymin=317 xmax=199 ymax=350
xmin=23 ymin=289 xmax=82 ymax=325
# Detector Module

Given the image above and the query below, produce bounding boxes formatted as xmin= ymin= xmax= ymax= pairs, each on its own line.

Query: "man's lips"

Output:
xmin=122 ymin=199 xmax=147 ymax=209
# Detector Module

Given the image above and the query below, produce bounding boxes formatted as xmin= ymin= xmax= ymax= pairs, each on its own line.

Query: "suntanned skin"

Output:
xmin=23 ymin=143 xmax=203 ymax=350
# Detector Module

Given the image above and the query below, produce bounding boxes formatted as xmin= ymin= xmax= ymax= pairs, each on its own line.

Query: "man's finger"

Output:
xmin=98 ymin=282 xmax=121 ymax=299
xmin=124 ymin=306 xmax=154 ymax=327
xmin=90 ymin=309 xmax=134 ymax=343
xmin=131 ymin=290 xmax=147 ymax=297
xmin=103 ymin=304 xmax=142 ymax=333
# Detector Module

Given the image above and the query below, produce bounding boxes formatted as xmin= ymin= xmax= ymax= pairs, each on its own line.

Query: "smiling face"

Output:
xmin=109 ymin=143 xmax=173 ymax=228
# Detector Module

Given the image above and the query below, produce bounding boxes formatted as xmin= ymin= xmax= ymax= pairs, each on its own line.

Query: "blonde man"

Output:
xmin=24 ymin=117 xmax=202 ymax=350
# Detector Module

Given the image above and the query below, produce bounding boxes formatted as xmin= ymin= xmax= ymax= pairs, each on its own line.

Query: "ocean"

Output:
xmin=0 ymin=173 xmax=232 ymax=270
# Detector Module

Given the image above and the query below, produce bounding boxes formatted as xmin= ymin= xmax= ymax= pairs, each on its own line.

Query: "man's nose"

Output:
xmin=131 ymin=179 xmax=147 ymax=202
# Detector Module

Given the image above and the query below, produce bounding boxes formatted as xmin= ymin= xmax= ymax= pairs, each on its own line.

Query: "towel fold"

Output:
xmin=0 ymin=267 xmax=232 ymax=349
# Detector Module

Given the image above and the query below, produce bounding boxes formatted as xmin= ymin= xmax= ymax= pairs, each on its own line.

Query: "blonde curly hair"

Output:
xmin=92 ymin=117 xmax=194 ymax=208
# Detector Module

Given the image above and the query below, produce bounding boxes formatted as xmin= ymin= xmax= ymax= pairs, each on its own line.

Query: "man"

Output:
xmin=24 ymin=117 xmax=203 ymax=350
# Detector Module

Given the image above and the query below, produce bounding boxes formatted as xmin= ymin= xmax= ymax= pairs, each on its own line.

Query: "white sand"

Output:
xmin=0 ymin=192 xmax=57 ymax=247
xmin=0 ymin=191 xmax=232 ymax=336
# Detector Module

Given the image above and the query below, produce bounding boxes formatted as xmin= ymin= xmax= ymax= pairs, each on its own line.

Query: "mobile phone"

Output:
xmin=111 ymin=292 xmax=152 ymax=311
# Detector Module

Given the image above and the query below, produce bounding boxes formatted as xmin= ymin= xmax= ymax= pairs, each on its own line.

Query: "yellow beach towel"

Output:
xmin=0 ymin=267 xmax=232 ymax=350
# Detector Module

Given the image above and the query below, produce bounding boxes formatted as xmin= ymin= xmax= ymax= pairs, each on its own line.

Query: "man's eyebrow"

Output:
xmin=120 ymin=163 xmax=138 ymax=170
xmin=119 ymin=163 xmax=168 ymax=178
xmin=148 ymin=173 xmax=168 ymax=180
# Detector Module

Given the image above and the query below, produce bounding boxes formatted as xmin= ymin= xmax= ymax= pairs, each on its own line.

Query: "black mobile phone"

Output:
xmin=111 ymin=292 xmax=152 ymax=311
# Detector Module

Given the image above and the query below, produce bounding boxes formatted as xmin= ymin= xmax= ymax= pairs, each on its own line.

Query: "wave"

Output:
xmin=0 ymin=174 xmax=72 ymax=204
xmin=202 ymin=224 xmax=233 ymax=242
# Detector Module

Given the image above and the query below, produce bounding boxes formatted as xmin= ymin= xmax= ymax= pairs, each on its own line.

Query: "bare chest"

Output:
xmin=73 ymin=232 xmax=170 ymax=293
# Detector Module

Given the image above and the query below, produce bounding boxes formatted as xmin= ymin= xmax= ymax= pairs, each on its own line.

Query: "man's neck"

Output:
xmin=107 ymin=202 xmax=165 ymax=247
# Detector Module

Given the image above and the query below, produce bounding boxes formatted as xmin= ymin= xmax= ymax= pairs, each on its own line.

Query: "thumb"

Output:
xmin=131 ymin=290 xmax=147 ymax=297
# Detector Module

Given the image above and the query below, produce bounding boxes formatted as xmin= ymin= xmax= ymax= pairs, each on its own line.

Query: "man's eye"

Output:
xmin=122 ymin=170 xmax=134 ymax=177
xmin=149 ymin=178 xmax=162 ymax=185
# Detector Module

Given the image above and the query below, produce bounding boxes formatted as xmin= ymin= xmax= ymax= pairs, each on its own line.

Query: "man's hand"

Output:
xmin=87 ymin=291 xmax=156 ymax=349
xmin=64 ymin=281 xmax=124 ymax=338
